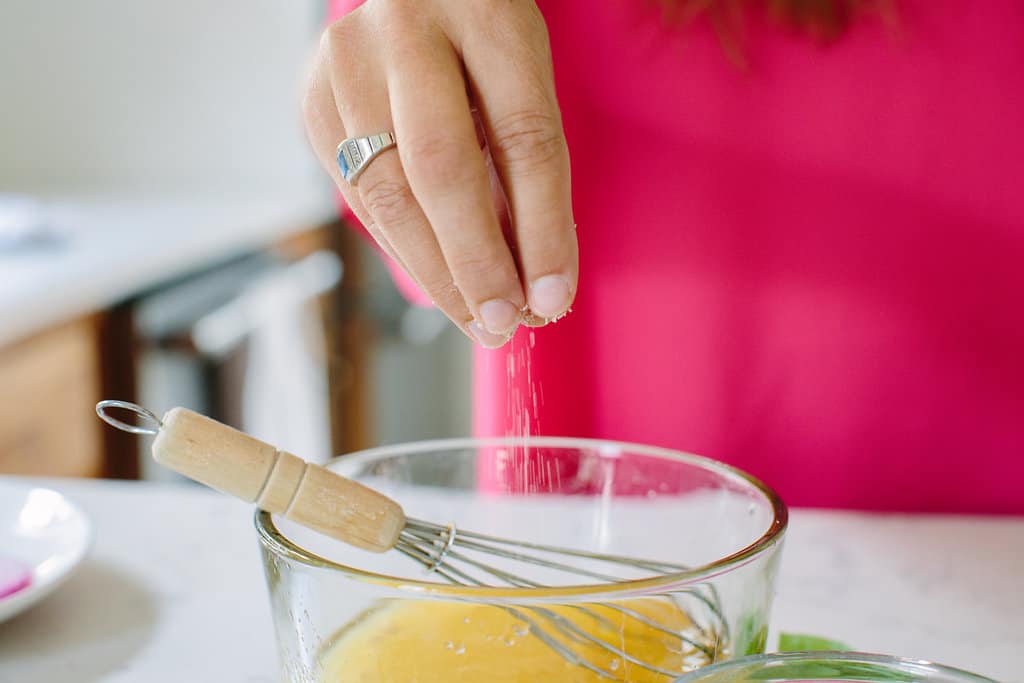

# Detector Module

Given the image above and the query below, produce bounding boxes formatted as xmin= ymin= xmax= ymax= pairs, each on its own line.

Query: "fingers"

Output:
xmin=318 ymin=11 xmax=514 ymax=348
xmin=301 ymin=43 xmax=359 ymax=212
xmin=451 ymin=2 xmax=578 ymax=321
xmin=386 ymin=24 xmax=528 ymax=338
xmin=303 ymin=2 xmax=574 ymax=347
xmin=302 ymin=39 xmax=405 ymax=266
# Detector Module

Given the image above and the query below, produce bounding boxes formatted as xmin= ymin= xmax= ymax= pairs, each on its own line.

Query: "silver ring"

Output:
xmin=337 ymin=131 xmax=396 ymax=184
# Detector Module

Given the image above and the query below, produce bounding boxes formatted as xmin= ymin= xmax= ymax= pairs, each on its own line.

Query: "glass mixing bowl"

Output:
xmin=255 ymin=437 xmax=787 ymax=682
xmin=672 ymin=651 xmax=1000 ymax=683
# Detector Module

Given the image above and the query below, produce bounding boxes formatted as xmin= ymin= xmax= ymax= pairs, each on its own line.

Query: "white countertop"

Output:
xmin=0 ymin=477 xmax=1021 ymax=682
xmin=0 ymin=192 xmax=337 ymax=347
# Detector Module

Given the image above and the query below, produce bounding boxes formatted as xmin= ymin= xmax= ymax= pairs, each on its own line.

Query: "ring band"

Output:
xmin=337 ymin=131 xmax=396 ymax=184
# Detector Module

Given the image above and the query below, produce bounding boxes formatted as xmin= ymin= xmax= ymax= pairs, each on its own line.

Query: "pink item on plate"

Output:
xmin=0 ymin=556 xmax=32 ymax=599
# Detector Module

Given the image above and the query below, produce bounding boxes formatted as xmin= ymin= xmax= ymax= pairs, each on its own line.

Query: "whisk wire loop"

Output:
xmin=95 ymin=400 xmax=163 ymax=436
xmin=397 ymin=518 xmax=725 ymax=678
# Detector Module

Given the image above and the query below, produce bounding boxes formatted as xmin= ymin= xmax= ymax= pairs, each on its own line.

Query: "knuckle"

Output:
xmin=321 ymin=17 xmax=352 ymax=55
xmin=490 ymin=110 xmax=565 ymax=173
xmin=476 ymin=0 xmax=550 ymax=47
xmin=321 ymin=9 xmax=368 ymax=63
xmin=359 ymin=175 xmax=418 ymax=226
xmin=401 ymin=134 xmax=475 ymax=187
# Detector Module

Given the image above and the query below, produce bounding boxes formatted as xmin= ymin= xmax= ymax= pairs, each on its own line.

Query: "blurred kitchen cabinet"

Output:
xmin=0 ymin=317 xmax=105 ymax=476
xmin=131 ymin=221 xmax=373 ymax=473
xmin=281 ymin=222 xmax=374 ymax=456
xmin=0 ymin=220 xmax=375 ymax=479
xmin=262 ymin=222 xmax=376 ymax=456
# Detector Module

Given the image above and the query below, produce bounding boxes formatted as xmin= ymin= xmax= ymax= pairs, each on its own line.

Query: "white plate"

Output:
xmin=0 ymin=480 xmax=92 ymax=623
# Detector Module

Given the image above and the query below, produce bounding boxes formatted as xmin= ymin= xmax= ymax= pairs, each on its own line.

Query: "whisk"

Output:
xmin=96 ymin=401 xmax=725 ymax=679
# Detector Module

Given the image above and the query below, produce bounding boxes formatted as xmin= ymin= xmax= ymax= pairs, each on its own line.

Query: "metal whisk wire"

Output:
xmin=96 ymin=401 xmax=732 ymax=680
xmin=395 ymin=518 xmax=726 ymax=680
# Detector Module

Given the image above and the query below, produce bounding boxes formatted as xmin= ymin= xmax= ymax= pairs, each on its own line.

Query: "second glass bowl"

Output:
xmin=674 ymin=651 xmax=1000 ymax=683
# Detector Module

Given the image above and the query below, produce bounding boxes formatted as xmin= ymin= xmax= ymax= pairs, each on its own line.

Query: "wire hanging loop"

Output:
xmin=95 ymin=400 xmax=163 ymax=436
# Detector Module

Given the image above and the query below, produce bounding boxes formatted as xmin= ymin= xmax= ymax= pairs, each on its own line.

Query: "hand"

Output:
xmin=302 ymin=0 xmax=577 ymax=348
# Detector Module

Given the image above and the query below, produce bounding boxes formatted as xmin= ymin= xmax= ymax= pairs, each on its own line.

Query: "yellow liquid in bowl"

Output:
xmin=319 ymin=597 xmax=711 ymax=682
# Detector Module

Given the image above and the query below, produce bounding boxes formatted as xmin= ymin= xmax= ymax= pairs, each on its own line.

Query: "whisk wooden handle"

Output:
xmin=152 ymin=407 xmax=405 ymax=552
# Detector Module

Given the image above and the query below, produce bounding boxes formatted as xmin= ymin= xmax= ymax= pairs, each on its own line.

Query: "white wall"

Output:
xmin=0 ymin=1 xmax=327 ymax=195
xmin=0 ymin=1 xmax=476 ymax=444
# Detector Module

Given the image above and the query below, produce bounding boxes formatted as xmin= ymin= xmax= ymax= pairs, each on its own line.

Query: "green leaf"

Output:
xmin=778 ymin=632 xmax=852 ymax=652
xmin=737 ymin=614 xmax=769 ymax=655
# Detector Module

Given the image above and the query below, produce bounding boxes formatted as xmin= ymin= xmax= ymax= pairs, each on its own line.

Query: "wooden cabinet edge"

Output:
xmin=0 ymin=316 xmax=108 ymax=477
xmin=0 ymin=218 xmax=370 ymax=479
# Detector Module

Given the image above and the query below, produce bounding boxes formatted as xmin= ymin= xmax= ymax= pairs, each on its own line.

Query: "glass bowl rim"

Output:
xmin=255 ymin=435 xmax=788 ymax=600
xmin=670 ymin=650 xmax=999 ymax=682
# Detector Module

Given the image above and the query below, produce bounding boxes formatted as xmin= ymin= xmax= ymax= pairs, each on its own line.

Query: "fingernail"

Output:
xmin=478 ymin=299 xmax=520 ymax=336
xmin=468 ymin=321 xmax=512 ymax=349
xmin=528 ymin=275 xmax=571 ymax=319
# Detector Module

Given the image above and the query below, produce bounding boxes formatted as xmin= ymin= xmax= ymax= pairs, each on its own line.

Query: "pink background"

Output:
xmin=331 ymin=1 xmax=1024 ymax=514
